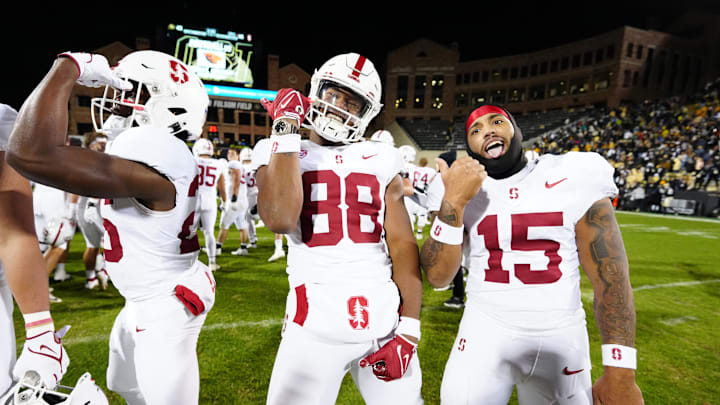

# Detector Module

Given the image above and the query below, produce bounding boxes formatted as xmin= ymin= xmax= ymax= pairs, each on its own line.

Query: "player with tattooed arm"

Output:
xmin=421 ymin=104 xmax=643 ymax=404
xmin=253 ymin=53 xmax=424 ymax=404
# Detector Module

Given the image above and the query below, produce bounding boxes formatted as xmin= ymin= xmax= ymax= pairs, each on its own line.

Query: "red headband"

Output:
xmin=466 ymin=105 xmax=510 ymax=133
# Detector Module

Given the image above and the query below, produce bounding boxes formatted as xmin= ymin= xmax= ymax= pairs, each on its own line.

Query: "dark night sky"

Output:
xmin=4 ymin=1 xmax=720 ymax=111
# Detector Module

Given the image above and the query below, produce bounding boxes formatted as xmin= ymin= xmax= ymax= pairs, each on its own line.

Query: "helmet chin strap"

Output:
xmin=464 ymin=105 xmax=527 ymax=179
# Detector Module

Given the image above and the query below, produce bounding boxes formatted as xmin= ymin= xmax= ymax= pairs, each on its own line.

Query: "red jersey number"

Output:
xmin=476 ymin=212 xmax=564 ymax=284
xmin=300 ymin=170 xmax=382 ymax=247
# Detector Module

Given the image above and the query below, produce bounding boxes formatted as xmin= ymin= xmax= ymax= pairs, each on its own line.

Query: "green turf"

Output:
xmin=11 ymin=211 xmax=720 ymax=404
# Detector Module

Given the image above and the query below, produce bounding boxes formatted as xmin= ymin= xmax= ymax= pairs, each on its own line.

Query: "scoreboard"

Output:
xmin=164 ymin=23 xmax=260 ymax=88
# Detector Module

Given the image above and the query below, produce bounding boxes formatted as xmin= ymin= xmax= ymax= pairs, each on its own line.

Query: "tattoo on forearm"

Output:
xmin=420 ymin=202 xmax=460 ymax=271
xmin=438 ymin=200 xmax=461 ymax=226
xmin=585 ymin=201 xmax=636 ymax=346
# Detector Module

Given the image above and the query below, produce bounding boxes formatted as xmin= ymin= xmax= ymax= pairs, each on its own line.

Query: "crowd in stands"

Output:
xmin=529 ymin=78 xmax=720 ymax=213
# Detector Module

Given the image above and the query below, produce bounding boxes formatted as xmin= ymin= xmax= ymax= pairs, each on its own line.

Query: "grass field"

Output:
xmin=11 ymin=210 xmax=720 ymax=404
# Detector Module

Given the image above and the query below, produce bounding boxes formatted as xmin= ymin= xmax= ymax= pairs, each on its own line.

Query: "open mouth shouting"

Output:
xmin=484 ymin=138 xmax=506 ymax=159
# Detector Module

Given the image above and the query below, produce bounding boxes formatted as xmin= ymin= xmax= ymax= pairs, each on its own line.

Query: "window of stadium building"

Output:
xmin=529 ymin=86 xmax=545 ymax=100
xmin=570 ymin=78 xmax=589 ymax=94
xmin=414 ymin=76 xmax=426 ymax=109
xmin=491 ymin=90 xmax=505 ymax=104
xmin=396 ymin=76 xmax=408 ymax=109
xmin=594 ymin=72 xmax=611 ymax=90
xmin=455 ymin=93 xmax=468 ymax=107
xmin=472 ymin=93 xmax=486 ymax=106
xmin=223 ymin=108 xmax=235 ymax=124
xmin=550 ymin=59 xmax=558 ymax=72
xmin=595 ymin=48 xmax=604 ymax=63
xmin=561 ymin=57 xmax=569 ymax=70
xmin=510 ymin=67 xmax=518 ymax=79
xmin=520 ymin=66 xmax=528 ymax=78
xmin=509 ymin=88 xmax=525 ymax=103
xmin=549 ymin=81 xmax=567 ymax=97
xmin=207 ymin=107 xmax=219 ymax=122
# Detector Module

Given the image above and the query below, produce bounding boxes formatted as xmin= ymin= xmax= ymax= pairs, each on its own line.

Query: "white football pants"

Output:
xmin=0 ymin=266 xmax=15 ymax=397
xmin=106 ymin=267 xmax=215 ymax=405
xmin=440 ymin=304 xmax=593 ymax=404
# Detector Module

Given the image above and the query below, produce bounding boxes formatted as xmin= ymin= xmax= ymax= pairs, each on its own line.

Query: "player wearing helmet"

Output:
xmin=7 ymin=51 xmax=215 ymax=404
xmin=193 ymin=138 xmax=225 ymax=271
xmin=420 ymin=104 xmax=643 ymax=404
xmin=0 ymin=103 xmax=71 ymax=400
xmin=215 ymin=148 xmax=250 ymax=256
xmin=238 ymin=147 xmax=259 ymax=249
xmin=253 ymin=53 xmax=423 ymax=404
xmin=369 ymin=129 xmax=395 ymax=146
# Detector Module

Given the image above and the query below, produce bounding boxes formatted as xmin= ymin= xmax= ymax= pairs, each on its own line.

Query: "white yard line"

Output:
xmin=54 ymin=318 xmax=283 ymax=346
xmin=581 ymin=279 xmax=720 ymax=302
xmin=616 ymin=210 xmax=720 ymax=224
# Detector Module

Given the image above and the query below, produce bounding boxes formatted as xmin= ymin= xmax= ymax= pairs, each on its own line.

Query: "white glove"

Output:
xmin=58 ymin=52 xmax=132 ymax=90
xmin=13 ymin=326 xmax=71 ymax=388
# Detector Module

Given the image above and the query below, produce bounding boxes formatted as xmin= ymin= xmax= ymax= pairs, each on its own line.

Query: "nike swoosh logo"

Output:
xmin=362 ymin=154 xmax=378 ymax=159
xmin=136 ymin=327 xmax=146 ymax=332
xmin=545 ymin=178 xmax=568 ymax=188
xmin=563 ymin=367 xmax=584 ymax=375
xmin=28 ymin=345 xmax=63 ymax=365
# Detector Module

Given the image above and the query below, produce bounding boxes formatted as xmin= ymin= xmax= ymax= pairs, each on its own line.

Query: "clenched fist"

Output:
xmin=440 ymin=156 xmax=487 ymax=207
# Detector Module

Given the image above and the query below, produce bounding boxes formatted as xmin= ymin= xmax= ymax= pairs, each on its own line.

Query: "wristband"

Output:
xmin=429 ymin=216 xmax=464 ymax=245
xmin=601 ymin=344 xmax=637 ymax=369
xmin=270 ymin=133 xmax=301 ymax=154
xmin=23 ymin=311 xmax=55 ymax=337
xmin=395 ymin=316 xmax=421 ymax=342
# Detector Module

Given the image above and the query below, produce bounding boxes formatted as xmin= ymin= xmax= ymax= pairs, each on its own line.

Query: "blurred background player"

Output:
xmin=0 ymin=103 xmax=70 ymax=398
xmin=369 ymin=129 xmax=395 ymax=146
xmin=239 ymin=147 xmax=259 ymax=249
xmin=193 ymin=138 xmax=225 ymax=271
xmin=77 ymin=133 xmax=109 ymax=290
xmin=398 ymin=145 xmax=433 ymax=240
xmin=254 ymin=52 xmax=423 ymax=404
xmin=7 ymin=50 xmax=216 ymax=404
xmin=215 ymin=148 xmax=250 ymax=256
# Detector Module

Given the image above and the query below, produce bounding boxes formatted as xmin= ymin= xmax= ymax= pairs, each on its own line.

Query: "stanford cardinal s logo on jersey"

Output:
xmin=348 ymin=296 xmax=369 ymax=330
xmin=169 ymin=60 xmax=189 ymax=84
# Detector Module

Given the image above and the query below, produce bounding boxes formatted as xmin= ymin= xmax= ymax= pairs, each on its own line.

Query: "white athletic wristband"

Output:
xmin=395 ymin=316 xmax=421 ymax=342
xmin=429 ymin=217 xmax=464 ymax=245
xmin=601 ymin=344 xmax=637 ymax=369
xmin=23 ymin=311 xmax=54 ymax=337
xmin=270 ymin=133 xmax=301 ymax=153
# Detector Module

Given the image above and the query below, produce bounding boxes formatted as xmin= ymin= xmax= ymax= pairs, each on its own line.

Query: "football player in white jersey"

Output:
xmin=216 ymin=148 xmax=250 ymax=256
xmin=7 ymin=50 xmax=215 ymax=405
xmin=253 ymin=53 xmax=423 ymax=405
xmin=193 ymin=138 xmax=225 ymax=271
xmin=239 ymin=147 xmax=259 ymax=248
xmin=420 ymin=104 xmax=644 ymax=404
xmin=0 ymin=103 xmax=70 ymax=398
xmin=398 ymin=145 xmax=432 ymax=240
xmin=408 ymin=156 xmax=436 ymax=240
xmin=77 ymin=134 xmax=110 ymax=290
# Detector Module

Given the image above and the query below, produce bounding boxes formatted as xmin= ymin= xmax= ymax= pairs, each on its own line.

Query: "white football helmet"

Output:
xmin=369 ymin=130 xmax=394 ymax=146
xmin=398 ymin=145 xmax=417 ymax=164
xmin=192 ymin=138 xmax=214 ymax=157
xmin=42 ymin=219 xmax=75 ymax=248
xmin=1 ymin=371 xmax=109 ymax=405
xmin=91 ymin=50 xmax=209 ymax=142
xmin=239 ymin=147 xmax=252 ymax=162
xmin=304 ymin=53 xmax=383 ymax=143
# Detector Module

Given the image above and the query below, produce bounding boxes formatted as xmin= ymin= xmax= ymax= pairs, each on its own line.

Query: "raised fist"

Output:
xmin=260 ymin=88 xmax=312 ymax=125
xmin=441 ymin=156 xmax=487 ymax=207
xmin=58 ymin=52 xmax=132 ymax=91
